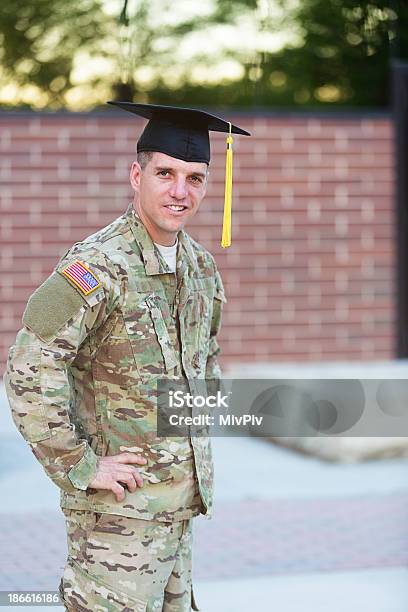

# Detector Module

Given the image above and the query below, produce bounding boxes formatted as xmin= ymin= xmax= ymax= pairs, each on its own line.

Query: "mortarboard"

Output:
xmin=107 ymin=101 xmax=251 ymax=247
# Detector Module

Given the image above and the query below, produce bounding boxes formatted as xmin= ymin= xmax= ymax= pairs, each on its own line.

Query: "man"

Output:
xmin=4 ymin=103 xmax=250 ymax=612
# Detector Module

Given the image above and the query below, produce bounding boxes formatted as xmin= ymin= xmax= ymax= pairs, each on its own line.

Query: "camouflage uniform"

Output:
xmin=60 ymin=509 xmax=197 ymax=611
xmin=4 ymin=203 xmax=226 ymax=611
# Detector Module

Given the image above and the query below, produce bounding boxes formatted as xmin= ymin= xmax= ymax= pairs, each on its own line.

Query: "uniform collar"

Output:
xmin=125 ymin=203 xmax=198 ymax=276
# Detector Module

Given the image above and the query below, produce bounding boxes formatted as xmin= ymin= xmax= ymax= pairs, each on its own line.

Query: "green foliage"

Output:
xmin=0 ymin=0 xmax=112 ymax=107
xmin=259 ymin=0 xmax=408 ymax=107
xmin=1 ymin=0 xmax=408 ymax=109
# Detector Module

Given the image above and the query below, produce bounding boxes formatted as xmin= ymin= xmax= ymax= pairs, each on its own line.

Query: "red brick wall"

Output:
xmin=0 ymin=111 xmax=395 ymax=371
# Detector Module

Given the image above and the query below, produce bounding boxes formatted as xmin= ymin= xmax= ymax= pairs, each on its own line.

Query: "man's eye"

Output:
xmin=190 ymin=176 xmax=201 ymax=183
xmin=158 ymin=170 xmax=169 ymax=176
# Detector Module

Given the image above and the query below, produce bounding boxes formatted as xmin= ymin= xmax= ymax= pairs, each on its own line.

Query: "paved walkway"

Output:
xmin=1 ymin=383 xmax=408 ymax=611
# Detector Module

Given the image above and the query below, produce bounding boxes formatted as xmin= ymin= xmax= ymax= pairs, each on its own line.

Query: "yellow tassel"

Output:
xmin=221 ymin=122 xmax=233 ymax=248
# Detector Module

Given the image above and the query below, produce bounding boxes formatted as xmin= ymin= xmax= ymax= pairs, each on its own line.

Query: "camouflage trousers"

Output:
xmin=59 ymin=509 xmax=200 ymax=612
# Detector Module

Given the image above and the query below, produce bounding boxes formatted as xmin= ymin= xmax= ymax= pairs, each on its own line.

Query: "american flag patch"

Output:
xmin=62 ymin=260 xmax=101 ymax=295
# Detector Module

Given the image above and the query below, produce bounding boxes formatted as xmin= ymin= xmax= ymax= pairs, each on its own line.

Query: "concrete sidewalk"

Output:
xmin=195 ymin=567 xmax=408 ymax=612
xmin=1 ymin=383 xmax=408 ymax=611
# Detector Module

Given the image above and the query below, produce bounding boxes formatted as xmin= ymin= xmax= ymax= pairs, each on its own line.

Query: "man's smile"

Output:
xmin=163 ymin=204 xmax=189 ymax=215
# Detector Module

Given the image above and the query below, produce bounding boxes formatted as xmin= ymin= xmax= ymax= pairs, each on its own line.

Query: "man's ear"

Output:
xmin=130 ymin=161 xmax=142 ymax=191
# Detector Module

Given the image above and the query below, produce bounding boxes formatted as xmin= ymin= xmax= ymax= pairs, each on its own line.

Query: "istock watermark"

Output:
xmin=156 ymin=378 xmax=408 ymax=437
xmin=168 ymin=388 xmax=231 ymax=409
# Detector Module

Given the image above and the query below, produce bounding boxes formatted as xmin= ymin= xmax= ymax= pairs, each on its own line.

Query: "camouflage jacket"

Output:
xmin=4 ymin=204 xmax=226 ymax=522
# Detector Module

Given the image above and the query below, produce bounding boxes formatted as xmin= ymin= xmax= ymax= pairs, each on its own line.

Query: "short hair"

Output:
xmin=137 ymin=151 xmax=154 ymax=170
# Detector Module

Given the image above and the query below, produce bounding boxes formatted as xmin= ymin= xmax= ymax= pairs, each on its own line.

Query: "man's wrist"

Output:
xmin=67 ymin=444 xmax=99 ymax=490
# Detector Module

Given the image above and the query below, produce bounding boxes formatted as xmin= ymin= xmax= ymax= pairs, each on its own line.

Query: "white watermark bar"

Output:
xmin=156 ymin=378 xmax=408 ymax=437
xmin=0 ymin=592 xmax=61 ymax=606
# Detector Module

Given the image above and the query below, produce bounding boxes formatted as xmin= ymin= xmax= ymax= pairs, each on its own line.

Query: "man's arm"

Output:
xmin=4 ymin=250 xmax=145 ymax=498
xmin=205 ymin=263 xmax=227 ymax=380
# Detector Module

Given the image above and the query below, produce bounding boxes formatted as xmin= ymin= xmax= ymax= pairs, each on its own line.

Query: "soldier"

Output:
xmin=4 ymin=103 xmax=250 ymax=612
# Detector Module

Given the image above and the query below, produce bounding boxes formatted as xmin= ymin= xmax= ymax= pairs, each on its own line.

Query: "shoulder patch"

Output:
xmin=23 ymin=272 xmax=87 ymax=342
xmin=61 ymin=259 xmax=101 ymax=295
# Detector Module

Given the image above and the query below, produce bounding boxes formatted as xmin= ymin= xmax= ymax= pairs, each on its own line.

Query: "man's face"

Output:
xmin=130 ymin=151 xmax=208 ymax=245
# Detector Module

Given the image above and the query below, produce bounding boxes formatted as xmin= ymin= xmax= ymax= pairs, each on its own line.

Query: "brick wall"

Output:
xmin=0 ymin=111 xmax=395 ymax=371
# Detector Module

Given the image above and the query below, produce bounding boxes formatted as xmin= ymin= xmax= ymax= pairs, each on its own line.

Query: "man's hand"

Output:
xmin=88 ymin=452 xmax=148 ymax=502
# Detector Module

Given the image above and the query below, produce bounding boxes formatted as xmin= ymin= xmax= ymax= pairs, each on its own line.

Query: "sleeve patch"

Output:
xmin=23 ymin=272 xmax=87 ymax=342
xmin=61 ymin=260 xmax=101 ymax=295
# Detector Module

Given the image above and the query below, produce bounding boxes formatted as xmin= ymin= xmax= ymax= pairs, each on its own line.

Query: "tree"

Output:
xmin=258 ymin=0 xmax=408 ymax=107
xmin=0 ymin=0 xmax=259 ymax=108
xmin=0 ymin=0 xmax=112 ymax=108
xmin=2 ymin=0 xmax=408 ymax=110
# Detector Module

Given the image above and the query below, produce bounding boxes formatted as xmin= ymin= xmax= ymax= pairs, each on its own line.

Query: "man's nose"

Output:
xmin=169 ymin=177 xmax=187 ymax=200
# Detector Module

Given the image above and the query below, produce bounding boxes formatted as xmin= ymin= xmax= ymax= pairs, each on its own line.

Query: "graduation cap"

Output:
xmin=107 ymin=101 xmax=251 ymax=248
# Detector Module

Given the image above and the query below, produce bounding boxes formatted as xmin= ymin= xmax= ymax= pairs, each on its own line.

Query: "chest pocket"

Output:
xmin=123 ymin=291 xmax=178 ymax=382
xmin=180 ymin=286 xmax=214 ymax=374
